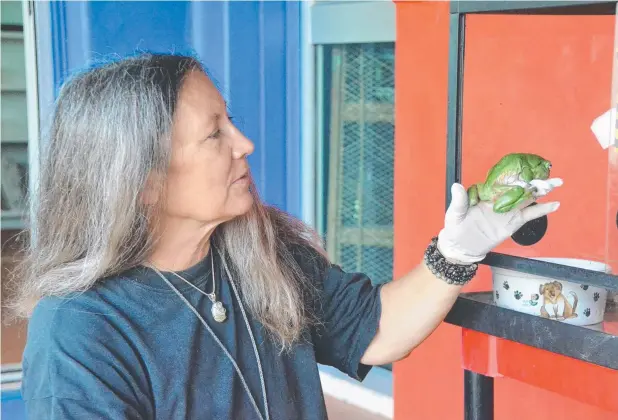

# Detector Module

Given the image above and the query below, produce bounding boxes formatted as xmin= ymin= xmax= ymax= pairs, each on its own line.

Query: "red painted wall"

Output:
xmin=393 ymin=1 xmax=615 ymax=419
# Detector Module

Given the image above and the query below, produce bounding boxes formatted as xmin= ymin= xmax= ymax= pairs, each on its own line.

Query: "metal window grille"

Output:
xmin=324 ymin=43 xmax=395 ymax=285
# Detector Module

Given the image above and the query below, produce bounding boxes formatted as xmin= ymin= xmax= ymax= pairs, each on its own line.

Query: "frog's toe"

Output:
xmin=493 ymin=201 xmax=518 ymax=213
xmin=467 ymin=185 xmax=480 ymax=206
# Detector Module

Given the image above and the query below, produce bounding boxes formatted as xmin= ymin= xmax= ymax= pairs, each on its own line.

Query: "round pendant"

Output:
xmin=211 ymin=301 xmax=227 ymax=323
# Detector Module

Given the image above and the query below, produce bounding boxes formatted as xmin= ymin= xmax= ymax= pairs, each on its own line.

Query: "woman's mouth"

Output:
xmin=233 ymin=173 xmax=250 ymax=185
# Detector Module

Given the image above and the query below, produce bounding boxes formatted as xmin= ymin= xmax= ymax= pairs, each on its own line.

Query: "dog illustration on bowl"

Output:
xmin=539 ymin=281 xmax=578 ymax=321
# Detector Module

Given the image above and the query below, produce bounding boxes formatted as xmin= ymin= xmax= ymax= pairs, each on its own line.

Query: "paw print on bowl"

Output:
xmin=593 ymin=292 xmax=600 ymax=302
xmin=581 ymin=284 xmax=589 ymax=290
xmin=514 ymin=291 xmax=522 ymax=300
xmin=503 ymin=281 xmax=510 ymax=290
xmin=495 ymin=291 xmax=500 ymax=300
xmin=584 ymin=308 xmax=591 ymax=317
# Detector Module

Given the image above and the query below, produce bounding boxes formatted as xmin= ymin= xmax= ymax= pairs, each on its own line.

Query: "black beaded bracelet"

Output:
xmin=423 ymin=237 xmax=478 ymax=285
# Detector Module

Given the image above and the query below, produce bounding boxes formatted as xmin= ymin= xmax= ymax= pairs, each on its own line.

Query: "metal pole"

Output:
xmin=464 ymin=369 xmax=494 ymax=420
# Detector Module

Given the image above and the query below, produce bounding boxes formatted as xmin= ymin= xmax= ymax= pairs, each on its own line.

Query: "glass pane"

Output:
xmin=1 ymin=21 xmax=29 ymax=227
xmin=607 ymin=7 xmax=618 ymax=307
xmin=339 ymin=244 xmax=393 ymax=286
xmin=323 ymin=43 xmax=395 ymax=286
xmin=608 ymin=147 xmax=618 ymax=307
xmin=460 ymin=14 xmax=618 ymax=328
xmin=1 ymin=144 xmax=28 ymax=212
xmin=462 ymin=14 xmax=612 ymax=266
xmin=340 ymin=122 xmax=394 ymax=227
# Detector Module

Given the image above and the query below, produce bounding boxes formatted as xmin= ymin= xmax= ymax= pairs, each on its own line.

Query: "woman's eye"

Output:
xmin=205 ymin=116 xmax=234 ymax=141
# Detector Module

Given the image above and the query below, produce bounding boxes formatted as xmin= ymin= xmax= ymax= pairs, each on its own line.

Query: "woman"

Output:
xmin=10 ymin=53 xmax=561 ymax=419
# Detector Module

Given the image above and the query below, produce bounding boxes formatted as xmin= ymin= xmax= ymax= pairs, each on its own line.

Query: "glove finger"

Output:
xmin=517 ymin=197 xmax=536 ymax=210
xmin=445 ymin=183 xmax=469 ymax=223
xmin=521 ymin=201 xmax=560 ymax=222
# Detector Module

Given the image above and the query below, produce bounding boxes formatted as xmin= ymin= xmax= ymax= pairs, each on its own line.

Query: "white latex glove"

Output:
xmin=529 ymin=178 xmax=563 ymax=198
xmin=437 ymin=181 xmax=562 ymax=265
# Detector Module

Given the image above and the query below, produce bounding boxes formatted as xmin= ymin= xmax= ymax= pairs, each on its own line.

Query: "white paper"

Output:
xmin=590 ymin=107 xmax=616 ymax=150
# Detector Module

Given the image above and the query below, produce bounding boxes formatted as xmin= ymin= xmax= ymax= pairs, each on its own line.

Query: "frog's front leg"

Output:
xmin=493 ymin=185 xmax=533 ymax=213
xmin=467 ymin=184 xmax=481 ymax=206
xmin=521 ymin=166 xmax=534 ymax=183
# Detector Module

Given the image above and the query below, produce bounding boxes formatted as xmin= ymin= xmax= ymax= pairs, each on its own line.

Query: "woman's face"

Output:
xmin=161 ymin=70 xmax=255 ymax=226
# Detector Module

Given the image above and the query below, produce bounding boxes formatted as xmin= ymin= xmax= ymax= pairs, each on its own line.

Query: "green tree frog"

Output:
xmin=467 ymin=153 xmax=555 ymax=213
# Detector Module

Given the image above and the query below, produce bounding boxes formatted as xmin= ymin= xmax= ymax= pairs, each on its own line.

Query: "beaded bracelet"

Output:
xmin=423 ymin=237 xmax=478 ymax=285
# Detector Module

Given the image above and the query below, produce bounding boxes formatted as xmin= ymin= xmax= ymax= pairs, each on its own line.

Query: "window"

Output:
xmin=310 ymin=1 xmax=396 ymax=400
xmin=318 ymin=43 xmax=395 ymax=286
xmin=1 ymin=1 xmax=29 ymax=230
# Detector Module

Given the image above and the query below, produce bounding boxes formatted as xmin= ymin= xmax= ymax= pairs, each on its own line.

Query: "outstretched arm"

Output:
xmin=360 ymin=182 xmax=561 ymax=365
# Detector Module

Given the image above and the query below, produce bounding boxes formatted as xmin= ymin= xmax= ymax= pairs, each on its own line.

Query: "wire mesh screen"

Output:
xmin=325 ymin=43 xmax=395 ymax=285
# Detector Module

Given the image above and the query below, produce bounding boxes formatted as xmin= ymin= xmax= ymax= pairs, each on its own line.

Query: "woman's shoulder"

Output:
xmin=27 ymin=273 xmax=140 ymax=342
xmin=23 ymin=275 xmax=148 ymax=379
xmin=22 ymin=285 xmax=150 ymax=403
xmin=27 ymin=289 xmax=115 ymax=344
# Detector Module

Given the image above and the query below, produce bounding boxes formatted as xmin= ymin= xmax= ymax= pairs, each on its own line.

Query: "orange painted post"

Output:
xmin=393 ymin=2 xmax=465 ymax=420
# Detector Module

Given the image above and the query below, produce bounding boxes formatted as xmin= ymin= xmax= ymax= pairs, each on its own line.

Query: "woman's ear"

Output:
xmin=141 ymin=173 xmax=162 ymax=205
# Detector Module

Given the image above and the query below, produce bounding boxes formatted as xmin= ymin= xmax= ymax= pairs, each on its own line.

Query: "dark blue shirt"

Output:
xmin=21 ymin=246 xmax=382 ymax=419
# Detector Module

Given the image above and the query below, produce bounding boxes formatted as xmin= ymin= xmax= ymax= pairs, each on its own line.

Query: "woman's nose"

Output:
xmin=232 ymin=131 xmax=255 ymax=159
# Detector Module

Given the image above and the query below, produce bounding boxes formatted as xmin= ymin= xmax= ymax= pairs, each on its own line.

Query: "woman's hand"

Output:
xmin=437 ymin=180 xmax=563 ymax=265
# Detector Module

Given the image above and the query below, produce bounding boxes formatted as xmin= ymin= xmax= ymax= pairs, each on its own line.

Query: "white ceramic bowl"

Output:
xmin=491 ymin=258 xmax=611 ymax=326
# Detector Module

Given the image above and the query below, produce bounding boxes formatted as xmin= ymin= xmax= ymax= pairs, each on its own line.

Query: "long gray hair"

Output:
xmin=7 ymin=53 xmax=327 ymax=349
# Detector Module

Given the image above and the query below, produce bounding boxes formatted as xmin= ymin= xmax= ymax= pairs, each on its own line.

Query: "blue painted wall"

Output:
xmin=37 ymin=0 xmax=302 ymax=217
xmin=1 ymin=389 xmax=26 ymax=419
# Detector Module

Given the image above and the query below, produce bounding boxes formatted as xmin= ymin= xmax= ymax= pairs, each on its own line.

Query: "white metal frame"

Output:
xmin=311 ymin=0 xmax=396 ymax=45
xmin=32 ymin=0 xmax=54 ymax=134
xmin=1 ymin=363 xmax=23 ymax=392
xmin=301 ymin=0 xmax=316 ymax=227
xmin=24 ymin=0 xmax=40 ymax=229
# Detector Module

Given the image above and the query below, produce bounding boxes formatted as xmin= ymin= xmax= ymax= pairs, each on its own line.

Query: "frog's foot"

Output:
xmin=467 ymin=185 xmax=480 ymax=207
xmin=493 ymin=186 xmax=533 ymax=213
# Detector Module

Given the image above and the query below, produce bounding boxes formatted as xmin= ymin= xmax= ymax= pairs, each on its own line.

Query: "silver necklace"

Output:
xmin=166 ymin=252 xmax=227 ymax=322
xmin=147 ymin=248 xmax=270 ymax=420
